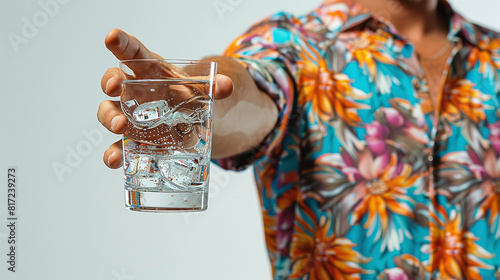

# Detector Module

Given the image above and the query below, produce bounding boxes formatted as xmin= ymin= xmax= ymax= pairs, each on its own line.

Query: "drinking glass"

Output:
xmin=119 ymin=59 xmax=217 ymax=212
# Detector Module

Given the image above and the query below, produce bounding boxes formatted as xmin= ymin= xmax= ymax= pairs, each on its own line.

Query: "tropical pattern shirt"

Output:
xmin=214 ymin=0 xmax=500 ymax=279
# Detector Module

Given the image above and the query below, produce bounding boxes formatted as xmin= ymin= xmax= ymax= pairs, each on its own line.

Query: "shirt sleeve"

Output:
xmin=212 ymin=12 xmax=307 ymax=171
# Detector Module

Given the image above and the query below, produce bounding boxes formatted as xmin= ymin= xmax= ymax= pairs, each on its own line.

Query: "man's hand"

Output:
xmin=97 ymin=29 xmax=234 ymax=169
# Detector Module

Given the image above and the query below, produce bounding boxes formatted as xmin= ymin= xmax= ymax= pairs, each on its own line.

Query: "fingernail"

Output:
xmin=107 ymin=151 xmax=116 ymax=166
xmin=111 ymin=115 xmax=120 ymax=131
xmin=105 ymin=77 xmax=115 ymax=92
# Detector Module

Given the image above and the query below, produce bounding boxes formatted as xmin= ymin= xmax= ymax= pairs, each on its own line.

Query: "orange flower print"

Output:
xmin=263 ymin=210 xmax=278 ymax=254
xmin=277 ymin=187 xmax=299 ymax=256
xmin=347 ymin=150 xmax=419 ymax=251
xmin=330 ymin=74 xmax=372 ymax=127
xmin=441 ymin=78 xmax=491 ymax=123
xmin=297 ymin=54 xmax=372 ymax=126
xmin=347 ymin=30 xmax=396 ymax=81
xmin=313 ymin=0 xmax=350 ymax=31
xmin=467 ymin=37 xmax=500 ymax=77
xmin=425 ymin=205 xmax=494 ymax=280
xmin=290 ymin=206 xmax=372 ymax=279
xmin=262 ymin=210 xmax=278 ymax=275
xmin=305 ymin=146 xmax=421 ymax=252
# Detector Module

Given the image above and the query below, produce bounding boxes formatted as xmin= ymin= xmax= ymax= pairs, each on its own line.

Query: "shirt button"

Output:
xmin=428 ymin=155 xmax=434 ymax=162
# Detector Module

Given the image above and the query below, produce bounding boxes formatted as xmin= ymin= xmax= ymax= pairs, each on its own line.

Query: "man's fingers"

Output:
xmin=101 ymin=67 xmax=123 ymax=97
xmin=104 ymin=140 xmax=123 ymax=169
xmin=105 ymin=29 xmax=162 ymax=61
xmin=214 ymin=74 xmax=234 ymax=100
xmin=97 ymin=100 xmax=128 ymax=134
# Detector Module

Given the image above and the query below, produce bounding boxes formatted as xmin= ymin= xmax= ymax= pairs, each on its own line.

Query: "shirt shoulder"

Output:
xmin=475 ymin=24 xmax=500 ymax=54
xmin=451 ymin=10 xmax=500 ymax=53
xmin=238 ymin=0 xmax=368 ymax=40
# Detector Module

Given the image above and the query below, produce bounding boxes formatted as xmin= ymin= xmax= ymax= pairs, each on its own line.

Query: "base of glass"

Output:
xmin=125 ymin=188 xmax=208 ymax=212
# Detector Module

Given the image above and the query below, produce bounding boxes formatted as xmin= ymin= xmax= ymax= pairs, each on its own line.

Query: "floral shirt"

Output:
xmin=215 ymin=0 xmax=500 ymax=279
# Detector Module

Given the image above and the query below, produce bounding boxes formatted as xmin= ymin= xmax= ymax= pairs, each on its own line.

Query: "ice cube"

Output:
xmin=137 ymin=156 xmax=151 ymax=175
xmin=159 ymin=158 xmax=198 ymax=187
xmin=138 ymin=177 xmax=160 ymax=188
xmin=122 ymin=99 xmax=139 ymax=117
xmin=124 ymin=155 xmax=140 ymax=175
xmin=158 ymin=159 xmax=171 ymax=178
xmin=124 ymin=99 xmax=139 ymax=109
xmin=131 ymin=100 xmax=169 ymax=128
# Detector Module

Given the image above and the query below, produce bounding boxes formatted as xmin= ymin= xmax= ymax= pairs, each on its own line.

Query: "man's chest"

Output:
xmin=294 ymin=40 xmax=500 ymax=210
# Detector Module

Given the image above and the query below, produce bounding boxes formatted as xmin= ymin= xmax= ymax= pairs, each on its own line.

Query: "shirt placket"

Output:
xmin=423 ymin=36 xmax=464 ymax=279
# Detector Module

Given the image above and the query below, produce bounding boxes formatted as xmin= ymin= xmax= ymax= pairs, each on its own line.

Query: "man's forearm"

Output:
xmin=205 ymin=56 xmax=279 ymax=159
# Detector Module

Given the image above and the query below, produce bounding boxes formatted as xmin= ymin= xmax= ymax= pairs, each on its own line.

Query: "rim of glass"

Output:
xmin=119 ymin=58 xmax=215 ymax=65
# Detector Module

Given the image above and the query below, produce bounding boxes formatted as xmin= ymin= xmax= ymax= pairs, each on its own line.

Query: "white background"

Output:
xmin=0 ymin=0 xmax=498 ymax=279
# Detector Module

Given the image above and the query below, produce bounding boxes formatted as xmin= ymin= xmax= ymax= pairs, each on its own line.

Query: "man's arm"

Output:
xmin=206 ymin=56 xmax=278 ymax=159
xmin=97 ymin=29 xmax=278 ymax=168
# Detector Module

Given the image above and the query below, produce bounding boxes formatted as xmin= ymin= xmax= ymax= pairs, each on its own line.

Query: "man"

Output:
xmin=97 ymin=0 xmax=500 ymax=279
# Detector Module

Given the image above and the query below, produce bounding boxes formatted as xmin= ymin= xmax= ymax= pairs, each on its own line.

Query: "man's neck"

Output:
xmin=353 ymin=0 xmax=453 ymax=115
xmin=354 ymin=0 xmax=448 ymax=44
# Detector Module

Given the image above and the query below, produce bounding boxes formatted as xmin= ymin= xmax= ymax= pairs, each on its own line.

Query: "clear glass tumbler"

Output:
xmin=119 ymin=59 xmax=217 ymax=212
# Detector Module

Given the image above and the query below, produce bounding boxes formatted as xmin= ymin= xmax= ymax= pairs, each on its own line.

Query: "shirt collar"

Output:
xmin=316 ymin=0 xmax=484 ymax=47
xmin=444 ymin=1 xmax=481 ymax=46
